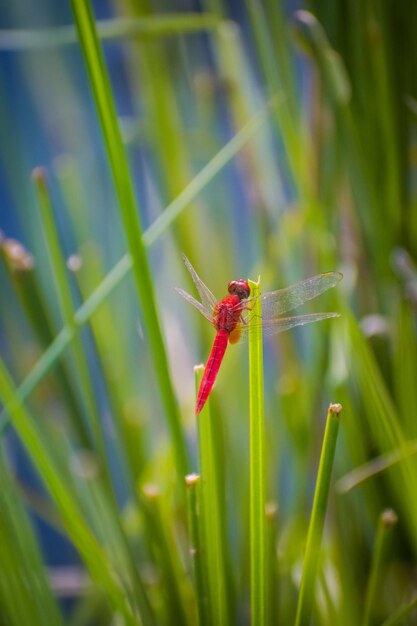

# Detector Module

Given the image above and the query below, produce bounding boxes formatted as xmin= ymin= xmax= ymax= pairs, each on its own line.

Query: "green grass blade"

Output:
xmin=294 ymin=403 xmax=342 ymax=626
xmin=248 ymin=277 xmax=267 ymax=626
xmin=245 ymin=0 xmax=302 ymax=189
xmin=393 ymin=301 xmax=417 ymax=438
xmin=69 ymin=0 xmax=189 ymax=479
xmin=265 ymin=502 xmax=278 ymax=626
xmin=380 ymin=593 xmax=417 ymax=626
xmin=346 ymin=312 xmax=417 ymax=551
xmin=32 ymin=176 xmax=153 ymax=612
xmin=33 ymin=168 xmax=108 ymax=466
xmin=144 ymin=97 xmax=277 ymax=247
xmin=0 ymin=97 xmax=274 ymax=435
xmin=185 ymin=473 xmax=208 ymax=626
xmin=0 ymin=358 xmax=148 ymax=625
xmin=0 ymin=239 xmax=90 ymax=445
xmin=0 ymin=326 xmax=74 ymax=435
xmin=0 ymin=450 xmax=64 ymax=626
xmin=362 ymin=509 xmax=398 ymax=626
xmin=142 ymin=485 xmax=191 ymax=626
xmin=68 ymin=456 xmax=156 ymax=625
xmin=123 ymin=1 xmax=200 ymax=261
xmin=336 ymin=439 xmax=417 ymax=494
xmin=195 ymin=365 xmax=232 ymax=626
xmin=0 ymin=13 xmax=220 ymax=50
xmin=32 ymin=172 xmax=154 ymax=616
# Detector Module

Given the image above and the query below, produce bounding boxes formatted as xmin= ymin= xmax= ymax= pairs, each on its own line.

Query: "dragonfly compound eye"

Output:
xmin=228 ymin=280 xmax=250 ymax=300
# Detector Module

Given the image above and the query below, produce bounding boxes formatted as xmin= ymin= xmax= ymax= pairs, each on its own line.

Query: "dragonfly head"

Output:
xmin=228 ymin=279 xmax=250 ymax=300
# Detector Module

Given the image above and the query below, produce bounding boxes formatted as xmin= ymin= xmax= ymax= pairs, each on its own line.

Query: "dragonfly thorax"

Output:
xmin=213 ymin=295 xmax=245 ymax=334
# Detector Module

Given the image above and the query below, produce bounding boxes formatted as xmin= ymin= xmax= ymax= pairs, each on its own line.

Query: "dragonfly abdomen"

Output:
xmin=196 ymin=329 xmax=229 ymax=414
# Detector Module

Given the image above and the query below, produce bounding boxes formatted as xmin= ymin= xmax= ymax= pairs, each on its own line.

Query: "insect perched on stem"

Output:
xmin=176 ymin=255 xmax=342 ymax=414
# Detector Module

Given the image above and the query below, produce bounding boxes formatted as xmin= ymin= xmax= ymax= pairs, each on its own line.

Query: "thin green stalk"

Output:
xmin=142 ymin=485 xmax=190 ymax=626
xmin=143 ymin=97 xmax=277 ymax=247
xmin=264 ymin=0 xmax=297 ymax=117
xmin=70 ymin=0 xmax=189 ymax=479
xmin=0 ymin=449 xmax=64 ymax=626
xmin=0 ymin=326 xmax=74 ymax=435
xmin=195 ymin=365 xmax=231 ymax=626
xmin=318 ymin=568 xmax=338 ymax=626
xmin=336 ymin=439 xmax=417 ymax=494
xmin=293 ymin=11 xmax=351 ymax=106
xmin=380 ymin=593 xmax=417 ymax=626
xmin=0 ymin=13 xmax=220 ymax=50
xmin=362 ymin=509 xmax=398 ymax=626
xmin=33 ymin=168 xmax=153 ymax=602
xmin=33 ymin=168 xmax=107 ymax=466
xmin=125 ymin=0 xmax=199 ymax=261
xmin=294 ymin=403 xmax=342 ymax=626
xmin=365 ymin=7 xmax=401 ymax=240
xmin=0 ymin=238 xmax=90 ymax=446
xmin=245 ymin=0 xmax=305 ymax=198
xmin=185 ymin=473 xmax=208 ymax=626
xmin=248 ymin=277 xmax=266 ymax=626
xmin=33 ymin=168 xmax=150 ymax=576
xmin=33 ymin=170 xmax=153 ymax=615
xmin=0 ymin=358 xmax=143 ymax=625
xmin=265 ymin=502 xmax=278 ymax=626
xmin=0 ymin=99 xmax=275 ymax=435
xmin=346 ymin=312 xmax=417 ymax=554
xmin=70 ymin=457 xmax=156 ymax=625
xmin=71 ymin=257 xmax=146 ymax=486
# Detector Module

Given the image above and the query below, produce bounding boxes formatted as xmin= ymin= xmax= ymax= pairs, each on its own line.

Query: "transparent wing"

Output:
xmin=259 ymin=272 xmax=343 ymax=318
xmin=181 ymin=254 xmax=217 ymax=312
xmin=175 ymin=287 xmax=213 ymax=323
xmin=176 ymin=257 xmax=342 ymax=339
xmin=235 ymin=312 xmax=340 ymax=343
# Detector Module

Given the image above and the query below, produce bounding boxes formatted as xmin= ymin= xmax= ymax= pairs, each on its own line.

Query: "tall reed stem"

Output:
xmin=294 ymin=403 xmax=342 ymax=626
xmin=248 ymin=277 xmax=267 ymax=626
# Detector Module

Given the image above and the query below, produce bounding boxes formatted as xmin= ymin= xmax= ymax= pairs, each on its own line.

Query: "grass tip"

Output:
xmin=381 ymin=508 xmax=398 ymax=528
xmin=248 ymin=275 xmax=261 ymax=290
xmin=185 ymin=473 xmax=200 ymax=486
xmin=294 ymin=10 xmax=317 ymax=27
xmin=31 ymin=166 xmax=48 ymax=183
xmin=329 ymin=402 xmax=343 ymax=415
xmin=70 ymin=449 xmax=99 ymax=480
xmin=66 ymin=254 xmax=83 ymax=272
xmin=265 ymin=501 xmax=278 ymax=520
xmin=142 ymin=483 xmax=161 ymax=499
xmin=1 ymin=237 xmax=34 ymax=271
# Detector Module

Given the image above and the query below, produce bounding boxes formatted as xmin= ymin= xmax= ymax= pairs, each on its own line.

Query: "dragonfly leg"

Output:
xmin=240 ymin=305 xmax=261 ymax=325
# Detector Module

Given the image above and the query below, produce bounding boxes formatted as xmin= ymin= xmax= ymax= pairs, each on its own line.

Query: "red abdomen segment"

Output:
xmin=196 ymin=330 xmax=229 ymax=414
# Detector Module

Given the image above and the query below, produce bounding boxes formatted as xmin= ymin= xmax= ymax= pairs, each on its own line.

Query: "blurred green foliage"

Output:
xmin=0 ymin=0 xmax=417 ymax=624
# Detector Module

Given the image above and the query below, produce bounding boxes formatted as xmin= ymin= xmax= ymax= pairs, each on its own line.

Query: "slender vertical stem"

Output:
xmin=185 ymin=473 xmax=208 ymax=626
xmin=32 ymin=168 xmax=107 ymax=466
xmin=142 ymin=485 xmax=190 ymax=626
xmin=69 ymin=0 xmax=189 ymax=480
xmin=380 ymin=593 xmax=417 ymax=626
xmin=265 ymin=502 xmax=278 ymax=626
xmin=0 ymin=358 xmax=140 ymax=625
xmin=294 ymin=403 xmax=342 ymax=626
xmin=362 ymin=509 xmax=398 ymax=626
xmin=32 ymin=167 xmax=155 ymax=626
xmin=0 ymin=101 xmax=274 ymax=435
xmin=248 ymin=277 xmax=266 ymax=626
xmin=195 ymin=365 xmax=230 ymax=626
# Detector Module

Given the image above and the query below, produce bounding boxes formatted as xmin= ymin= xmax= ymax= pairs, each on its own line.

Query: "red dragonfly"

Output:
xmin=176 ymin=254 xmax=342 ymax=414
